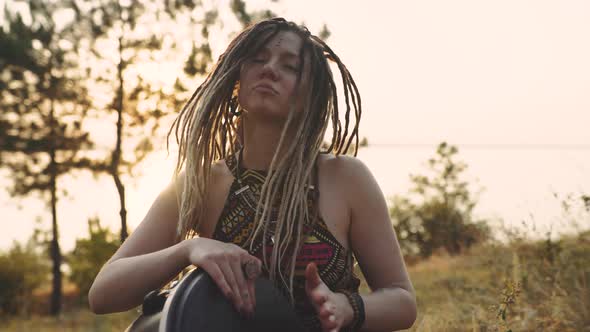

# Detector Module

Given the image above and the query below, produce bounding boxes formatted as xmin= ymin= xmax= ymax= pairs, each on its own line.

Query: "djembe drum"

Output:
xmin=126 ymin=268 xmax=306 ymax=332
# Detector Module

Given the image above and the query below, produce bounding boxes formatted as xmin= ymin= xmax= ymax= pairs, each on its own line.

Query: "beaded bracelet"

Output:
xmin=337 ymin=289 xmax=365 ymax=331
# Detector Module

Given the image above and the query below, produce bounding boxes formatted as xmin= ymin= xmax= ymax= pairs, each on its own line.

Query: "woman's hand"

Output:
xmin=184 ymin=237 xmax=262 ymax=318
xmin=305 ymin=262 xmax=354 ymax=332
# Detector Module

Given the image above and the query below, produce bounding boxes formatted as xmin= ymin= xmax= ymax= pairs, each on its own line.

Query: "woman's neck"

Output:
xmin=241 ymin=117 xmax=292 ymax=171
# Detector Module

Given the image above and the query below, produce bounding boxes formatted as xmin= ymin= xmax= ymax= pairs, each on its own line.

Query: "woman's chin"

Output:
xmin=244 ymin=105 xmax=289 ymax=122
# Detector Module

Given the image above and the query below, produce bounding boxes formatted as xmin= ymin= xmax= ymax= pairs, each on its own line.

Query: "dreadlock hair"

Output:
xmin=167 ymin=17 xmax=362 ymax=301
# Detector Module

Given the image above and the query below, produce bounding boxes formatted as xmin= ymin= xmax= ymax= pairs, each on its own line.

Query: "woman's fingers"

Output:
xmin=321 ymin=313 xmax=339 ymax=332
xmin=242 ymin=258 xmax=261 ymax=280
xmin=220 ymin=248 xmax=261 ymax=317
xmin=325 ymin=300 xmax=344 ymax=331
xmin=305 ymin=262 xmax=322 ymax=290
xmin=307 ymin=284 xmax=328 ymax=313
xmin=306 ymin=262 xmax=331 ymax=309
xmin=318 ymin=301 xmax=334 ymax=318
xmin=319 ymin=301 xmax=338 ymax=331
xmin=186 ymin=239 xmax=261 ymax=317
xmin=218 ymin=257 xmax=244 ymax=313
xmin=304 ymin=262 xmax=342 ymax=331
xmin=247 ymin=279 xmax=256 ymax=309
xmin=320 ymin=314 xmax=339 ymax=332
xmin=243 ymin=257 xmax=261 ymax=310
xmin=201 ymin=261 xmax=233 ymax=299
xmin=312 ymin=292 xmax=328 ymax=304
xmin=229 ymin=254 xmax=253 ymax=315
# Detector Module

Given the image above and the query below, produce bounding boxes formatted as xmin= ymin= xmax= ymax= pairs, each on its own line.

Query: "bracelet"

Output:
xmin=337 ymin=289 xmax=365 ymax=331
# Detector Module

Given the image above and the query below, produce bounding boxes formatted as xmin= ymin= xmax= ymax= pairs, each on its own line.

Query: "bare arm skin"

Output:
xmin=344 ymin=156 xmax=417 ymax=331
xmin=88 ymin=167 xmax=261 ymax=316
xmin=304 ymin=156 xmax=417 ymax=332
xmin=88 ymin=176 xmax=188 ymax=314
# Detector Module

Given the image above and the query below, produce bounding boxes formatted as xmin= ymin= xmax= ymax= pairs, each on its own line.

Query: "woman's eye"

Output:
xmin=285 ymin=64 xmax=299 ymax=72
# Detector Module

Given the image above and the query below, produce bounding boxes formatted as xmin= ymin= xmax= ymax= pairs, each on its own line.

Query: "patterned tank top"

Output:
xmin=211 ymin=151 xmax=361 ymax=331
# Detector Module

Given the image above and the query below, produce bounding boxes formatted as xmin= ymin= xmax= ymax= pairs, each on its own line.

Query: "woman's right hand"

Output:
xmin=184 ymin=237 xmax=262 ymax=318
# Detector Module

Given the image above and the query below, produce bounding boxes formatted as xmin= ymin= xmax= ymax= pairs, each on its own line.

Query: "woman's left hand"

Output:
xmin=305 ymin=262 xmax=354 ymax=332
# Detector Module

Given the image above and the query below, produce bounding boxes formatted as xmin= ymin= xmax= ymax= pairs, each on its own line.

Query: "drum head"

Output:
xmin=160 ymin=268 xmax=306 ymax=332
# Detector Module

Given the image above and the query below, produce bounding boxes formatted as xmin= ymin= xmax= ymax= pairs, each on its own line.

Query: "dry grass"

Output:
xmin=404 ymin=231 xmax=590 ymax=332
xmin=0 ymin=308 xmax=138 ymax=332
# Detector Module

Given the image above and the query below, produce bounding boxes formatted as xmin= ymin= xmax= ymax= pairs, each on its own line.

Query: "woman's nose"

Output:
xmin=260 ymin=60 xmax=279 ymax=80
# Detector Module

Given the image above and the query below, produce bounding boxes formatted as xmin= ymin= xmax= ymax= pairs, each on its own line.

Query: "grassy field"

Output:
xmin=0 ymin=308 xmax=138 ymax=332
xmin=2 ymin=231 xmax=589 ymax=332
xmin=406 ymin=231 xmax=590 ymax=331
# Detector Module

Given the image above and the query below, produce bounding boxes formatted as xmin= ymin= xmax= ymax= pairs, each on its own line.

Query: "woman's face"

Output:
xmin=238 ymin=30 xmax=307 ymax=120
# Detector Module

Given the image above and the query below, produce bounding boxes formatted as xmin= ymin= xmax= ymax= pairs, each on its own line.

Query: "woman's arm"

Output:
xmin=304 ymin=156 xmax=417 ymax=331
xmin=89 ymin=241 xmax=192 ymax=314
xmin=88 ymin=177 xmax=189 ymax=314
xmin=89 ymin=167 xmax=262 ymax=317
xmin=345 ymin=156 xmax=417 ymax=331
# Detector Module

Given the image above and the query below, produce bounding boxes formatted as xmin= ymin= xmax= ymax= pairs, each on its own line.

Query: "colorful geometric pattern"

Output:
xmin=212 ymin=152 xmax=361 ymax=332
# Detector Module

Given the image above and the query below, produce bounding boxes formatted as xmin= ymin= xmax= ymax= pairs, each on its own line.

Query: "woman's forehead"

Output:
xmin=263 ymin=30 xmax=303 ymax=57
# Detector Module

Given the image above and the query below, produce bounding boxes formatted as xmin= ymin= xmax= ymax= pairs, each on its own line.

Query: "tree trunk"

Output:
xmin=114 ymin=172 xmax=127 ymax=242
xmin=113 ymin=33 xmax=128 ymax=243
xmin=49 ymin=102 xmax=62 ymax=316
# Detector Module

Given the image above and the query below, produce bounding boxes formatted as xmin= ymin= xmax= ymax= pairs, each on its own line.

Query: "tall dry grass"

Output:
xmin=0 ymin=308 xmax=137 ymax=332
xmin=405 ymin=231 xmax=589 ymax=331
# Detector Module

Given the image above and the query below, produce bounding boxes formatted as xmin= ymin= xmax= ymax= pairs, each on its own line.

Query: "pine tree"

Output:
xmin=0 ymin=1 xmax=93 ymax=315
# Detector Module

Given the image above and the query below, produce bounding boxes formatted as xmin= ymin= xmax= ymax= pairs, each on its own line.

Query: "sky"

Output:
xmin=1 ymin=0 xmax=589 ymax=250
xmin=285 ymin=0 xmax=590 ymax=146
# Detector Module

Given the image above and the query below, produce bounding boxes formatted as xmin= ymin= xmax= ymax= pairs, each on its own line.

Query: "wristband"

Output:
xmin=336 ymin=289 xmax=365 ymax=331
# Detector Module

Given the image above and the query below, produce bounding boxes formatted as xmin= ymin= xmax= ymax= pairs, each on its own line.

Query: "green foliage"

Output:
xmin=0 ymin=1 xmax=95 ymax=315
xmin=318 ymin=24 xmax=331 ymax=40
xmin=0 ymin=4 xmax=93 ymax=190
xmin=67 ymin=218 xmax=120 ymax=302
xmin=184 ymin=42 xmax=213 ymax=76
xmin=231 ymin=0 xmax=277 ymax=27
xmin=390 ymin=142 xmax=490 ymax=257
xmin=0 ymin=236 xmax=50 ymax=315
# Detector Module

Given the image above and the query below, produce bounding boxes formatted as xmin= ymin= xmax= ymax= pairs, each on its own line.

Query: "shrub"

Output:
xmin=67 ymin=217 xmax=119 ymax=303
xmin=0 ymin=236 xmax=50 ymax=315
xmin=390 ymin=142 xmax=490 ymax=258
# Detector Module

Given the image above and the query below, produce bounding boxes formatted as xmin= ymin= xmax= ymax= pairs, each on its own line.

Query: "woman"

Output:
xmin=89 ymin=18 xmax=417 ymax=331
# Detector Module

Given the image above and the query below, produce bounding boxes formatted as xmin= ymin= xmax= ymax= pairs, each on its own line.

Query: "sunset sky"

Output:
xmin=1 ymin=0 xmax=589 ymax=250
xmin=285 ymin=0 xmax=590 ymax=146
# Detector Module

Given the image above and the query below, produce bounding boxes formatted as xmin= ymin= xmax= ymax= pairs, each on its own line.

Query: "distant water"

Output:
xmin=1 ymin=145 xmax=589 ymax=251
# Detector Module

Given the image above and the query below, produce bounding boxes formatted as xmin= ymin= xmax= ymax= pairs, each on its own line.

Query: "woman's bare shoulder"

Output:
xmin=317 ymin=153 xmax=370 ymax=180
xmin=316 ymin=153 xmax=377 ymax=211
xmin=172 ymin=159 xmax=232 ymax=193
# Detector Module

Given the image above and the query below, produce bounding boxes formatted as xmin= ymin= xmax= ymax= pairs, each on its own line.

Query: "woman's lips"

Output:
xmin=253 ymin=84 xmax=278 ymax=95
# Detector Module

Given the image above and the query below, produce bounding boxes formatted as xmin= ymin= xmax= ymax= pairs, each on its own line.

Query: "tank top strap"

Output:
xmin=224 ymin=150 xmax=239 ymax=179
xmin=312 ymin=154 xmax=320 ymax=196
xmin=307 ymin=154 xmax=322 ymax=226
